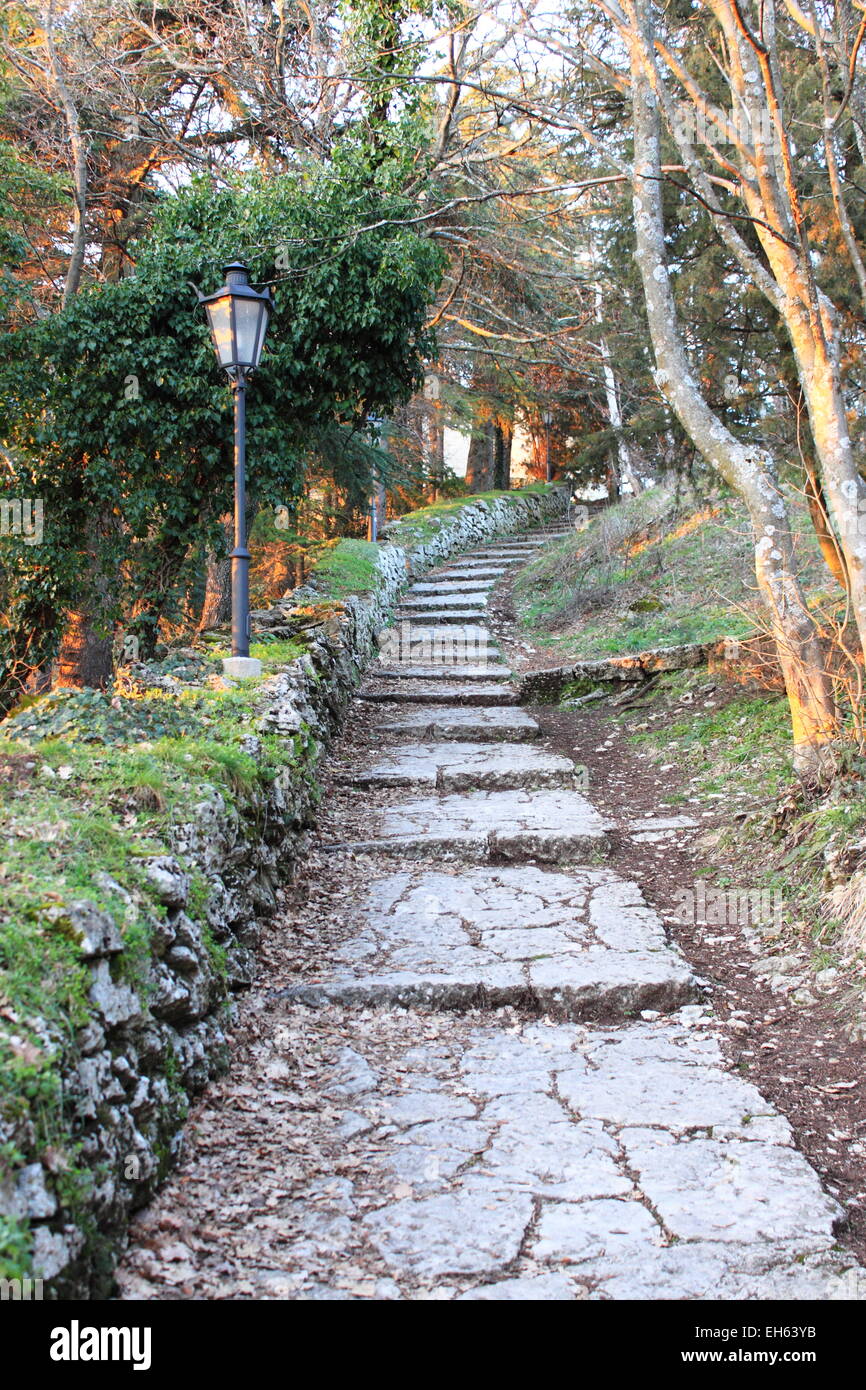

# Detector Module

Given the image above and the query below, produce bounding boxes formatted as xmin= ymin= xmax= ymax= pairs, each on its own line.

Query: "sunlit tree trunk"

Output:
xmin=596 ymin=284 xmax=642 ymax=495
xmin=466 ymin=418 xmax=495 ymax=491
xmin=493 ymin=422 xmax=512 ymax=489
xmin=55 ymin=526 xmax=116 ymax=688
xmin=628 ymin=6 xmax=837 ymax=774
xmin=198 ymin=516 xmax=234 ymax=631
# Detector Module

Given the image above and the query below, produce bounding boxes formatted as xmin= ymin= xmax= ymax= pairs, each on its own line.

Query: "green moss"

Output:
xmin=112 ymin=914 xmax=154 ymax=999
xmin=201 ymin=920 xmax=228 ymax=986
xmin=209 ymin=638 xmax=306 ymax=671
xmin=560 ymin=677 xmax=608 ymax=702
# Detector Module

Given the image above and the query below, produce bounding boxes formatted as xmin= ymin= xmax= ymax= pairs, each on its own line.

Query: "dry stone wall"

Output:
xmin=5 ymin=487 xmax=565 ymax=1297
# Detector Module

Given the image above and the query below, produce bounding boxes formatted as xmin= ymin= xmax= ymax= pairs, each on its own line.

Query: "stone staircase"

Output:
xmin=269 ymin=527 xmax=857 ymax=1296
xmin=116 ymin=522 xmax=862 ymax=1302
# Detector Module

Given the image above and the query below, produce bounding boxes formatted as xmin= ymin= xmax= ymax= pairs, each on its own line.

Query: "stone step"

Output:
xmin=336 ymin=741 xmax=575 ymax=791
xmin=395 ymin=623 xmax=494 ymax=642
xmin=371 ymin=663 xmax=511 ymax=680
xmin=375 ymin=627 xmax=501 ymax=665
xmin=441 ymin=550 xmax=515 ymax=560
xmin=400 ymin=593 xmax=489 ymax=609
xmin=409 ymin=580 xmax=494 ymax=595
xmin=478 ymin=547 xmax=539 ymax=558
xmin=373 ymin=706 xmax=540 ymax=742
xmin=514 ymin=528 xmax=572 ymax=536
xmin=477 ymin=537 xmax=546 ymax=546
xmin=358 ymin=682 xmax=520 ymax=706
xmin=342 ymin=788 xmax=612 ymax=862
xmin=481 ymin=537 xmax=546 ymax=545
xmin=279 ymin=865 xmax=697 ymax=1021
xmin=376 ymin=650 xmax=503 ymax=668
xmin=394 ymin=608 xmax=489 ymax=625
xmin=434 ymin=566 xmax=508 ymax=580
xmin=468 ymin=548 xmax=538 ymax=558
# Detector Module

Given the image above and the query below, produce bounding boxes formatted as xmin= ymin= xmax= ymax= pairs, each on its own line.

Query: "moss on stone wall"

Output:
xmin=0 ymin=484 xmax=567 ymax=1296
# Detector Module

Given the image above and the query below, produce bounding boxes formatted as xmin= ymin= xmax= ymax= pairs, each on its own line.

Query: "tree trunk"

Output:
xmin=424 ymin=404 xmax=445 ymax=499
xmin=198 ymin=515 xmax=234 ymax=630
xmin=55 ymin=527 xmax=116 ymax=688
xmin=466 ymin=420 xmax=495 ymax=491
xmin=805 ymin=467 xmax=849 ymax=593
xmin=596 ymin=283 xmax=643 ymax=495
xmin=199 ymin=555 xmax=232 ymax=629
xmin=628 ymin=10 xmax=837 ymax=775
xmin=43 ymin=6 xmax=87 ymax=306
xmin=493 ymin=423 xmax=512 ymax=489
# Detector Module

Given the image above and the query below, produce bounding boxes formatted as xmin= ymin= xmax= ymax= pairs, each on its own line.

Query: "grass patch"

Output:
xmin=392 ymin=484 xmax=556 ymax=539
xmin=610 ymin=667 xmax=866 ymax=976
xmin=208 ymin=638 xmax=307 ymax=669
xmin=305 ymin=537 xmax=381 ymax=596
xmin=515 ymin=488 xmax=829 ymax=660
xmin=618 ymin=669 xmax=793 ymax=802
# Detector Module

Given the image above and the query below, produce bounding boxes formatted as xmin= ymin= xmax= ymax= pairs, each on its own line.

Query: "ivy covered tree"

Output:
xmin=0 ymin=157 xmax=445 ymax=705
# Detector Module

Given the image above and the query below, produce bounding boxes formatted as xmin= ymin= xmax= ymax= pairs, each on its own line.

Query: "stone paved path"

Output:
xmin=116 ymin=527 xmax=863 ymax=1301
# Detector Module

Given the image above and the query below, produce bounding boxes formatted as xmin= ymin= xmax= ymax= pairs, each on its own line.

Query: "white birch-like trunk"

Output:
xmin=595 ymin=284 xmax=643 ymax=495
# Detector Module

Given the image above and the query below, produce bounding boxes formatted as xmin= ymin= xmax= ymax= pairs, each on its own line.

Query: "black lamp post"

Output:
xmin=197 ymin=262 xmax=273 ymax=675
xmin=542 ymin=407 xmax=554 ymax=484
xmin=367 ymin=413 xmax=386 ymax=543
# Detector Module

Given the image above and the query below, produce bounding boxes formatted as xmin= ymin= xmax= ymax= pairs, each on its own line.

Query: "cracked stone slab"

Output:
xmin=373 ymin=706 xmax=539 ymax=741
xmin=533 ymin=1196 xmax=661 ymax=1265
xmin=619 ymin=1127 xmax=840 ymax=1245
xmin=117 ymin=1005 xmax=865 ymax=1301
xmin=359 ymin=681 xmax=519 ymax=706
xmin=337 ymin=741 xmax=577 ymax=791
xmin=362 ymin=1181 xmax=534 ymax=1280
xmin=280 ymin=866 xmax=696 ymax=1020
xmin=346 ymin=788 xmax=613 ymax=862
xmin=554 ymin=1026 xmax=790 ymax=1133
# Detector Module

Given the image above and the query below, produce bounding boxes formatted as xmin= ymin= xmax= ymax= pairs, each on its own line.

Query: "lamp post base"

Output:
xmin=222 ymin=656 xmax=262 ymax=680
